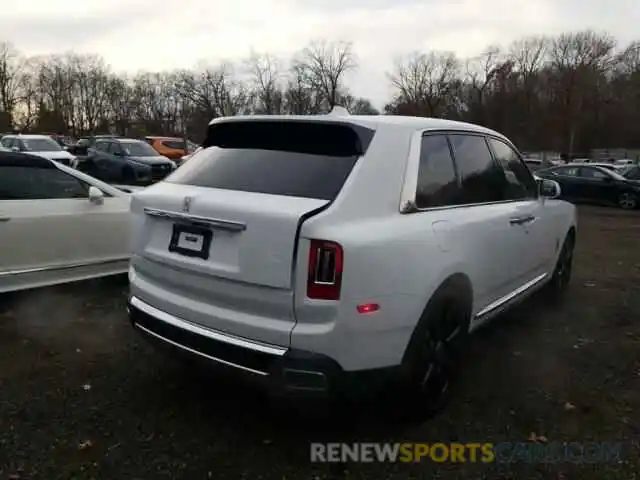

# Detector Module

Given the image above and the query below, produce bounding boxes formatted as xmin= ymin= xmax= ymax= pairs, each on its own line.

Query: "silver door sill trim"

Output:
xmin=134 ymin=323 xmax=269 ymax=376
xmin=129 ymin=296 xmax=287 ymax=357
xmin=143 ymin=207 xmax=247 ymax=231
xmin=475 ymin=273 xmax=548 ymax=319
xmin=0 ymin=257 xmax=129 ymax=278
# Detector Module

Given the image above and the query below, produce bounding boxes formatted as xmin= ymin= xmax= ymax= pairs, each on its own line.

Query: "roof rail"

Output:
xmin=328 ymin=106 xmax=350 ymax=116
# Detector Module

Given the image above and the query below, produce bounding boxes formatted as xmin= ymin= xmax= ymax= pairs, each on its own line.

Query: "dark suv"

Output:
xmin=80 ymin=138 xmax=176 ymax=185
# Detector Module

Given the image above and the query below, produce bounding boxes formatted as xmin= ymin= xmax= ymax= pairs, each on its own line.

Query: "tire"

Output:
xmin=399 ymin=280 xmax=471 ymax=420
xmin=547 ymin=231 xmax=575 ymax=300
xmin=618 ymin=192 xmax=637 ymax=210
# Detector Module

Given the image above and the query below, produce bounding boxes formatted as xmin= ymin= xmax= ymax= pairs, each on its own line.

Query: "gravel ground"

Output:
xmin=1 ymin=205 xmax=639 ymax=479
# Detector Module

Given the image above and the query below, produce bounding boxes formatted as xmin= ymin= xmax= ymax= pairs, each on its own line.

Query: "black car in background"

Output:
xmin=536 ymin=164 xmax=640 ymax=210
xmin=79 ymin=138 xmax=176 ymax=185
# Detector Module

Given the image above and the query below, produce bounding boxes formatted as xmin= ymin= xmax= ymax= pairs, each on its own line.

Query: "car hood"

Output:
xmin=128 ymin=155 xmax=173 ymax=165
xmin=30 ymin=150 xmax=74 ymax=160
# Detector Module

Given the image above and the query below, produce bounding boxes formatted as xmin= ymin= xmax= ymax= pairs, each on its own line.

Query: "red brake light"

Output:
xmin=307 ymin=239 xmax=343 ymax=300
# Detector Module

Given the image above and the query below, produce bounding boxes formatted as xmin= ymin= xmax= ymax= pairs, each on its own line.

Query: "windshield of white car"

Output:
xmin=22 ymin=138 xmax=62 ymax=152
xmin=120 ymin=141 xmax=158 ymax=157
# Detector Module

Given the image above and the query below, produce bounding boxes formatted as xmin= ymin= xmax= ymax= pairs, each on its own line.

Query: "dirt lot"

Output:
xmin=1 ymin=205 xmax=639 ymax=479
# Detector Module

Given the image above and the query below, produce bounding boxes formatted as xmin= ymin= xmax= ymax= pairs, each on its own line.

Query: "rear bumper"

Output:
xmin=128 ymin=296 xmax=401 ymax=400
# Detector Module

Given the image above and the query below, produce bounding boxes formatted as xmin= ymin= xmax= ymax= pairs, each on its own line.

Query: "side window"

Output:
xmin=554 ymin=167 xmax=579 ymax=176
xmin=579 ymin=167 xmax=608 ymax=179
xmin=415 ymin=135 xmax=459 ymax=208
xmin=36 ymin=169 xmax=89 ymax=198
xmin=108 ymin=142 xmax=122 ymax=154
xmin=449 ymin=134 xmax=504 ymax=204
xmin=488 ymin=138 xmax=537 ymax=199
xmin=162 ymin=140 xmax=185 ymax=150
xmin=0 ymin=166 xmax=35 ymax=199
xmin=0 ymin=166 xmax=88 ymax=200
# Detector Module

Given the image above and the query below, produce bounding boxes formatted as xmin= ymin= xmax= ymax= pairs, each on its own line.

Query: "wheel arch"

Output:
xmin=401 ymin=272 xmax=474 ymax=364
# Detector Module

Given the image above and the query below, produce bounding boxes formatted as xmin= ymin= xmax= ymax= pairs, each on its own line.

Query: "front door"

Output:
xmin=487 ymin=137 xmax=556 ymax=283
xmin=0 ymin=160 xmax=130 ymax=291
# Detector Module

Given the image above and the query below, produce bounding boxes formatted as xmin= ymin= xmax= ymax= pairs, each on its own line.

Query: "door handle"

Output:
xmin=509 ymin=215 xmax=536 ymax=225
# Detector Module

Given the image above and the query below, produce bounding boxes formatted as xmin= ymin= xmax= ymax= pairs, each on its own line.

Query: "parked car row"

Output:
xmin=77 ymin=137 xmax=177 ymax=185
xmin=536 ymin=163 xmax=640 ymax=209
xmin=68 ymin=135 xmax=198 ymax=165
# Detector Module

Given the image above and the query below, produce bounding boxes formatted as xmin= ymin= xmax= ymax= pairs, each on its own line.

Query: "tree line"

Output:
xmin=0 ymin=30 xmax=638 ymax=155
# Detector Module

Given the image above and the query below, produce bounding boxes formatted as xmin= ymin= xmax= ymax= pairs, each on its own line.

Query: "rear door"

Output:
xmin=130 ymin=120 xmax=374 ymax=344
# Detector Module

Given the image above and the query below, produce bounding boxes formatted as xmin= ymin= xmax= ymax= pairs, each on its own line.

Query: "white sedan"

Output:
xmin=0 ymin=151 xmax=132 ymax=293
xmin=1 ymin=134 xmax=79 ymax=168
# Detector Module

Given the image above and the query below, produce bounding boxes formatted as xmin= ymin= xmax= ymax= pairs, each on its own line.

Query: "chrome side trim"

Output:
xmin=0 ymin=257 xmax=129 ymax=278
xmin=475 ymin=273 xmax=548 ymax=319
xmin=130 ymin=296 xmax=287 ymax=356
xmin=134 ymin=323 xmax=269 ymax=376
xmin=143 ymin=207 xmax=247 ymax=232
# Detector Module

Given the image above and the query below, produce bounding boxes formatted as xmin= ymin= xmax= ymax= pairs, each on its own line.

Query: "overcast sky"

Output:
xmin=2 ymin=0 xmax=638 ymax=108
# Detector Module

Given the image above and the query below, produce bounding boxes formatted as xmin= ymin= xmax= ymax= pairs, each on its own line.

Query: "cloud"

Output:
xmin=2 ymin=0 xmax=638 ymax=108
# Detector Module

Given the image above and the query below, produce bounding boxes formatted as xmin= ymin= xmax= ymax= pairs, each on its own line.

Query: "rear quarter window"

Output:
xmin=167 ymin=121 xmax=375 ymax=201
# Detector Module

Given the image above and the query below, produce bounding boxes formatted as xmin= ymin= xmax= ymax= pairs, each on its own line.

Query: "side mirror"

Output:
xmin=88 ymin=186 xmax=104 ymax=205
xmin=11 ymin=146 xmax=20 ymax=152
xmin=540 ymin=179 xmax=561 ymax=199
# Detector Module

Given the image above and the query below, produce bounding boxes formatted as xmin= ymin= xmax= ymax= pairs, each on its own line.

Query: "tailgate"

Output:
xmin=132 ymin=183 xmax=328 ymax=289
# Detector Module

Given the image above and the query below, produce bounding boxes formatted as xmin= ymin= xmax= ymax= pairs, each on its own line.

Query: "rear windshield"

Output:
xmin=166 ymin=121 xmax=375 ymax=201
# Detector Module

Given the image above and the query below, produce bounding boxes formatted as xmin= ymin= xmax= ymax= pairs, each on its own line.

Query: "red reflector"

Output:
xmin=356 ymin=303 xmax=379 ymax=314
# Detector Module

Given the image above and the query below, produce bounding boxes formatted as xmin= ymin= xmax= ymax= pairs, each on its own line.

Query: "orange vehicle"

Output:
xmin=144 ymin=136 xmax=198 ymax=161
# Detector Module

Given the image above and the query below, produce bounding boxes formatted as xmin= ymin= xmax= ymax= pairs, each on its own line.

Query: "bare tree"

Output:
xmin=245 ymin=52 xmax=282 ymax=114
xmin=0 ymin=42 xmax=23 ymax=129
xmin=549 ymin=30 xmax=616 ymax=154
xmin=464 ymin=45 xmax=503 ymax=123
xmin=0 ymin=31 xmax=639 ymax=154
xmin=388 ymin=51 xmax=460 ymax=117
xmin=297 ymin=40 xmax=356 ymax=110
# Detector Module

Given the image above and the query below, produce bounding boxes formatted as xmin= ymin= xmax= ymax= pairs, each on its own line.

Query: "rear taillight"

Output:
xmin=307 ymin=239 xmax=343 ymax=300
